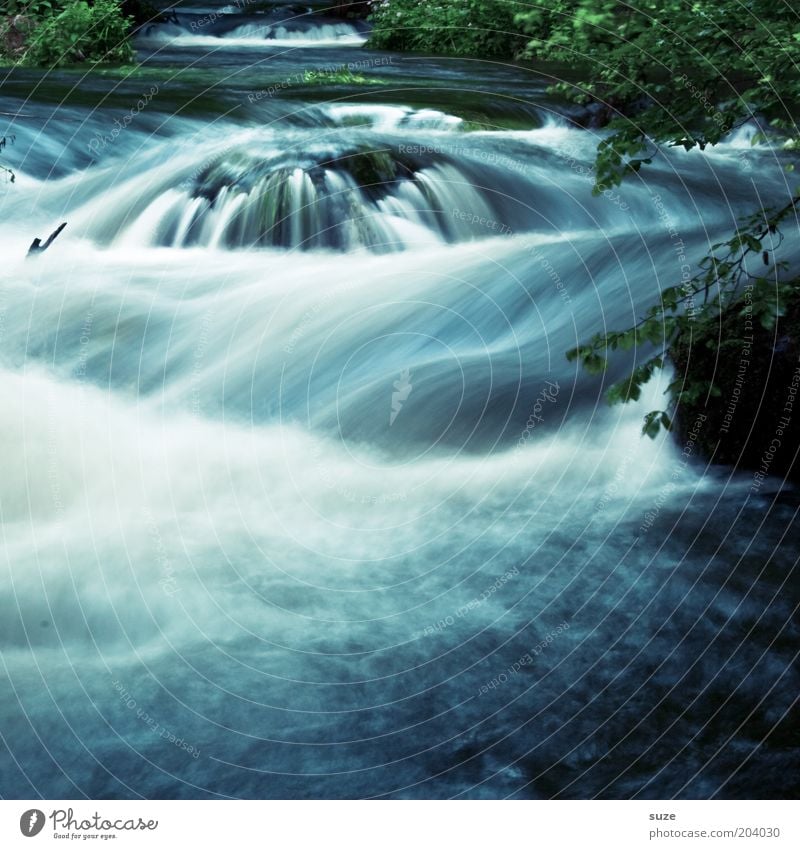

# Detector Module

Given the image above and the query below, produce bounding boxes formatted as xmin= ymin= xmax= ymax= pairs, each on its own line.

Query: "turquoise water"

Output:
xmin=0 ymin=6 xmax=797 ymax=799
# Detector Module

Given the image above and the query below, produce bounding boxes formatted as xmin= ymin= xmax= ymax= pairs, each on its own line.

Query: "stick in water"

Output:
xmin=27 ymin=222 xmax=67 ymax=257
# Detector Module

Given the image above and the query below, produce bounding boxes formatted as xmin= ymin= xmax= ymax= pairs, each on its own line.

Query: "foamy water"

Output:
xmin=0 ymin=26 xmax=797 ymax=799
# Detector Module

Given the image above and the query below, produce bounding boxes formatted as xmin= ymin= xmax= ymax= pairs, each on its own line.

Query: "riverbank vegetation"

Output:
xmin=369 ymin=0 xmax=800 ymax=474
xmin=3 ymin=0 xmax=799 ymax=477
xmin=366 ymin=0 xmax=526 ymax=58
xmin=526 ymin=1 xmax=799 ymax=474
xmin=0 ymin=0 xmax=159 ymax=66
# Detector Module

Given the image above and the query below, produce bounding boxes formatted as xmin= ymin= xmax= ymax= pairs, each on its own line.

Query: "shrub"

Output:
xmin=5 ymin=1 xmax=63 ymax=14
xmin=24 ymin=0 xmax=133 ymax=66
xmin=534 ymin=2 xmax=800 ymax=444
xmin=367 ymin=0 xmax=526 ymax=58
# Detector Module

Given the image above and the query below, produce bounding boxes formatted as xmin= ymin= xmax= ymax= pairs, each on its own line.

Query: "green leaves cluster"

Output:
xmin=567 ymin=198 xmax=800 ymax=437
xmin=366 ymin=0 xmax=526 ymax=58
xmin=22 ymin=0 xmax=133 ymax=67
xmin=511 ymin=1 xmax=800 ymax=439
xmin=516 ymin=0 xmax=800 ymax=189
xmin=4 ymin=1 xmax=64 ymax=15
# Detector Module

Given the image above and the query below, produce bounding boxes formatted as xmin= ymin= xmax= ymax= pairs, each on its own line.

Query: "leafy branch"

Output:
xmin=567 ymin=195 xmax=800 ymax=437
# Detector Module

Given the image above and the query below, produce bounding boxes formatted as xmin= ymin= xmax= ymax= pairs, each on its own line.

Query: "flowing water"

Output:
xmin=0 ymin=4 xmax=798 ymax=799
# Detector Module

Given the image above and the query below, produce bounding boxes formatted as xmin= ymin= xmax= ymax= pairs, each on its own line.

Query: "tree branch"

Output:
xmin=27 ymin=222 xmax=67 ymax=258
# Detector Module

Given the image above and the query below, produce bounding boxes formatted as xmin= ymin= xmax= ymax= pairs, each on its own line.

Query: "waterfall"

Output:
xmin=139 ymin=7 xmax=368 ymax=48
xmin=0 ymin=24 xmax=794 ymax=801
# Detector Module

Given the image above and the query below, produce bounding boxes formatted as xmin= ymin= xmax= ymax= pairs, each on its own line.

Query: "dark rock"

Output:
xmin=670 ymin=289 xmax=800 ymax=482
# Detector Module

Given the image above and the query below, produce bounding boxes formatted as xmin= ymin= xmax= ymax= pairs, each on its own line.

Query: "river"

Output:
xmin=0 ymin=2 xmax=797 ymax=799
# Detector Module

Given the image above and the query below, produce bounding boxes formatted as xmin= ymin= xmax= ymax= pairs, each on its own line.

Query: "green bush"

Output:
xmin=367 ymin=0 xmax=526 ymax=58
xmin=528 ymin=2 xmax=800 ymax=442
xmin=24 ymin=0 xmax=133 ymax=66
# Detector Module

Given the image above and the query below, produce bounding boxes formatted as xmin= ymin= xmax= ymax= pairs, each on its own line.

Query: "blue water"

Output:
xmin=0 ymin=5 xmax=798 ymax=799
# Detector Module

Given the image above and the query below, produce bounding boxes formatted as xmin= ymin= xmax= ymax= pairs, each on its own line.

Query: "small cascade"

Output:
xmin=138 ymin=8 xmax=369 ymax=48
xmin=226 ymin=21 xmax=367 ymax=45
xmin=81 ymin=141 xmax=539 ymax=252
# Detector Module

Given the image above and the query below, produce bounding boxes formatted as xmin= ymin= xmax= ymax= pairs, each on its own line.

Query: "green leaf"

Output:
xmin=642 ymin=411 xmax=663 ymax=439
xmin=583 ymin=353 xmax=607 ymax=374
xmin=617 ymin=329 xmax=636 ymax=351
